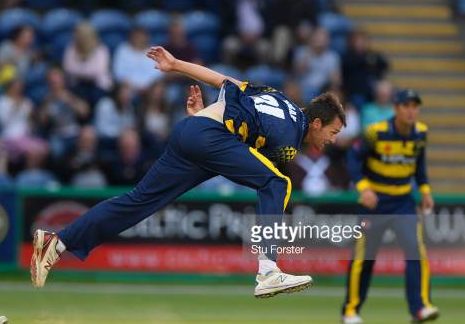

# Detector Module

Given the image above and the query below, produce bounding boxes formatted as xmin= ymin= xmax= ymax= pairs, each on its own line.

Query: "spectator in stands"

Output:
xmin=94 ymin=82 xmax=137 ymax=140
xmin=0 ymin=25 xmax=36 ymax=83
xmin=361 ymin=79 xmax=394 ymax=130
xmin=15 ymin=145 xmax=58 ymax=188
xmin=223 ymin=0 xmax=270 ymax=69
xmin=286 ymin=146 xmax=345 ymax=196
xmin=0 ymin=142 xmax=13 ymax=186
xmin=293 ymin=27 xmax=341 ymax=102
xmin=63 ymin=22 xmax=112 ymax=106
xmin=140 ymin=81 xmax=170 ymax=141
xmin=0 ymin=78 xmax=46 ymax=161
xmin=39 ymin=67 xmax=89 ymax=158
xmin=62 ymin=126 xmax=107 ymax=188
xmin=104 ymin=128 xmax=152 ymax=185
xmin=342 ymin=29 xmax=389 ymax=109
xmin=113 ymin=27 xmax=163 ymax=92
xmin=164 ymin=16 xmax=200 ymax=63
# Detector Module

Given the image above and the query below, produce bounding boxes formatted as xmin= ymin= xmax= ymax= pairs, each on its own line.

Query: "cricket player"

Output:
xmin=342 ymin=89 xmax=439 ymax=323
xmin=31 ymin=46 xmax=345 ymax=298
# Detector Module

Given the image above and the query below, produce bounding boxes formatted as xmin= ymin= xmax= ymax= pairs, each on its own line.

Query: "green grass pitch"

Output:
xmin=0 ymin=281 xmax=463 ymax=323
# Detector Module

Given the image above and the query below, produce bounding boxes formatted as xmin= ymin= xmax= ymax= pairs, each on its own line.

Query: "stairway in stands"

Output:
xmin=339 ymin=0 xmax=465 ymax=193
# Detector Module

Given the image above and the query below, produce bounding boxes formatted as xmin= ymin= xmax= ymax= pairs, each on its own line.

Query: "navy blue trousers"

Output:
xmin=59 ymin=117 xmax=291 ymax=260
xmin=342 ymin=194 xmax=433 ymax=317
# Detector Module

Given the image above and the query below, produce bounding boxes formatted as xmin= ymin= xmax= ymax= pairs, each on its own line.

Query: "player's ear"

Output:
xmin=311 ymin=118 xmax=322 ymax=130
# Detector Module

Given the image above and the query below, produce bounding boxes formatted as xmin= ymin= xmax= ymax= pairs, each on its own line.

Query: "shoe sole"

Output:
xmin=254 ymin=278 xmax=313 ymax=299
xmin=31 ymin=230 xmax=44 ymax=288
xmin=412 ymin=311 xmax=440 ymax=323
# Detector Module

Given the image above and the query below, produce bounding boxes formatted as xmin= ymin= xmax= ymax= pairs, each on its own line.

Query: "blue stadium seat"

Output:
xmin=46 ymin=31 xmax=72 ymax=62
xmin=134 ymin=10 xmax=170 ymax=34
xmin=42 ymin=9 xmax=83 ymax=40
xmin=90 ymin=10 xmax=132 ymax=54
xmin=318 ymin=13 xmax=354 ymax=55
xmin=101 ymin=32 xmax=127 ymax=53
xmin=90 ymin=10 xmax=132 ymax=33
xmin=245 ymin=65 xmax=286 ymax=89
xmin=190 ymin=34 xmax=219 ymax=63
xmin=150 ymin=33 xmax=168 ymax=46
xmin=183 ymin=11 xmax=220 ymax=38
xmin=0 ymin=8 xmax=40 ymax=38
xmin=318 ymin=13 xmax=353 ymax=35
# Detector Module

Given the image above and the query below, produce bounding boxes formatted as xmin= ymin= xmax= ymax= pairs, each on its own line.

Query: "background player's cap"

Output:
xmin=394 ymin=89 xmax=422 ymax=105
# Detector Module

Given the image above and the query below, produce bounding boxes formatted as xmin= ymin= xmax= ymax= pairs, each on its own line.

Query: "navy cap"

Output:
xmin=394 ymin=89 xmax=422 ymax=105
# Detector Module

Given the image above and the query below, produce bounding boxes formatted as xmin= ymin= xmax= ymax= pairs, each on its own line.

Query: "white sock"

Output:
xmin=55 ymin=239 xmax=66 ymax=254
xmin=258 ymin=258 xmax=279 ymax=275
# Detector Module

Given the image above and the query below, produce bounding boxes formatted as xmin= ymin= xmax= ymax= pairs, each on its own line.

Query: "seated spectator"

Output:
xmin=342 ymin=29 xmax=389 ymax=109
xmin=223 ymin=0 xmax=270 ymax=69
xmin=104 ymin=128 xmax=152 ymax=185
xmin=0 ymin=78 xmax=46 ymax=161
xmin=39 ymin=67 xmax=89 ymax=158
xmin=0 ymin=25 xmax=36 ymax=82
xmin=361 ymin=80 xmax=394 ymax=130
xmin=164 ymin=16 xmax=200 ymax=63
xmin=293 ymin=27 xmax=341 ymax=101
xmin=0 ymin=143 xmax=13 ymax=186
xmin=113 ymin=27 xmax=163 ymax=92
xmin=94 ymin=82 xmax=137 ymax=140
xmin=61 ymin=126 xmax=107 ymax=188
xmin=140 ymin=81 xmax=170 ymax=141
xmin=63 ymin=22 xmax=112 ymax=106
xmin=15 ymin=145 xmax=58 ymax=188
xmin=286 ymin=146 xmax=346 ymax=196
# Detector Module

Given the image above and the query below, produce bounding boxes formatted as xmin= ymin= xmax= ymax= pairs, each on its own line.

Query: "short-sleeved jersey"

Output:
xmin=347 ymin=118 xmax=430 ymax=196
xmin=221 ymin=80 xmax=309 ymax=164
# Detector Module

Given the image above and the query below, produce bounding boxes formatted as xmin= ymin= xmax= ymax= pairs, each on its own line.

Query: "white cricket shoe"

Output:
xmin=31 ymin=229 xmax=61 ymax=288
xmin=0 ymin=315 xmax=8 ymax=324
xmin=254 ymin=270 xmax=313 ymax=298
xmin=412 ymin=306 xmax=440 ymax=323
xmin=342 ymin=314 xmax=363 ymax=324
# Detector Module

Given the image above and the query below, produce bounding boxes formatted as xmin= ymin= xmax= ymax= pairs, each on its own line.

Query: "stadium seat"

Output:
xmin=46 ymin=31 xmax=71 ymax=62
xmin=245 ymin=65 xmax=286 ymax=89
xmin=0 ymin=8 xmax=40 ymax=38
xmin=183 ymin=11 xmax=220 ymax=38
xmin=90 ymin=10 xmax=132 ymax=54
xmin=134 ymin=10 xmax=170 ymax=34
xmin=101 ymin=32 xmax=127 ymax=53
xmin=42 ymin=9 xmax=83 ymax=40
xmin=90 ymin=10 xmax=132 ymax=33
xmin=318 ymin=13 xmax=354 ymax=55
xmin=318 ymin=13 xmax=353 ymax=34
xmin=150 ymin=33 xmax=168 ymax=47
xmin=190 ymin=34 xmax=219 ymax=63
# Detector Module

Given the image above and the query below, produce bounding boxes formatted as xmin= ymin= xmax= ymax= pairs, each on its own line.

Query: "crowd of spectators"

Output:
xmin=0 ymin=0 xmax=393 ymax=195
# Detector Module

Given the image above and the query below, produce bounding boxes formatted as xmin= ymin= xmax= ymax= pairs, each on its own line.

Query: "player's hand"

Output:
xmin=186 ymin=85 xmax=204 ymax=116
xmin=146 ymin=46 xmax=177 ymax=72
xmin=420 ymin=192 xmax=434 ymax=215
xmin=359 ymin=189 xmax=378 ymax=210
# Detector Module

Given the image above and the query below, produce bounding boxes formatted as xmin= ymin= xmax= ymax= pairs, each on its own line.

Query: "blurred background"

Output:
xmin=0 ymin=0 xmax=464 ymax=323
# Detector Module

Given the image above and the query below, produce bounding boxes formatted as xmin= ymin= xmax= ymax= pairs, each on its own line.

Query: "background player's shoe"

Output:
xmin=342 ymin=314 xmax=363 ymax=324
xmin=254 ymin=270 xmax=313 ymax=298
xmin=31 ymin=229 xmax=61 ymax=288
xmin=412 ymin=306 xmax=440 ymax=323
xmin=0 ymin=315 xmax=8 ymax=324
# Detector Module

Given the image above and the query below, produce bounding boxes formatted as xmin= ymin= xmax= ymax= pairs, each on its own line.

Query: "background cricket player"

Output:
xmin=30 ymin=46 xmax=346 ymax=298
xmin=342 ymin=89 xmax=439 ymax=323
